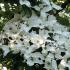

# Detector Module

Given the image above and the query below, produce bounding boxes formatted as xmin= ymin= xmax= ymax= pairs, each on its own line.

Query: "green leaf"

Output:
xmin=56 ymin=16 xmax=70 ymax=27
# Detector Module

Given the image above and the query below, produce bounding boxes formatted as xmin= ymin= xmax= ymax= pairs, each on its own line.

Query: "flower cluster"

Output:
xmin=0 ymin=0 xmax=70 ymax=70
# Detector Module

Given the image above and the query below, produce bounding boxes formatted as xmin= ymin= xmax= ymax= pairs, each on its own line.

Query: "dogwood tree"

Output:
xmin=0 ymin=0 xmax=70 ymax=70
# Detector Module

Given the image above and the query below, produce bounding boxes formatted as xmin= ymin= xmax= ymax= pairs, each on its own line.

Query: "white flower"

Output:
xmin=42 ymin=0 xmax=50 ymax=6
xmin=51 ymin=2 xmax=62 ymax=10
xmin=48 ymin=15 xmax=57 ymax=23
xmin=60 ymin=59 xmax=67 ymax=67
xmin=41 ymin=6 xmax=52 ymax=12
xmin=31 ymin=52 xmax=44 ymax=60
xmin=27 ymin=60 xmax=34 ymax=66
xmin=26 ymin=52 xmax=44 ymax=66
xmin=52 ymin=60 xmax=58 ymax=70
xmin=28 ymin=15 xmax=43 ymax=27
xmin=40 ymin=12 xmax=48 ymax=20
xmin=19 ymin=0 xmax=31 ymax=7
xmin=30 ymin=34 xmax=44 ymax=47
xmin=2 ymin=66 xmax=7 ymax=70
xmin=1 ymin=45 xmax=10 ymax=56
xmin=3 ymin=23 xmax=19 ymax=34
xmin=48 ymin=47 xmax=56 ymax=53
xmin=20 ymin=24 xmax=30 ymax=32
xmin=33 ymin=6 xmax=40 ymax=11
xmin=64 ymin=51 xmax=70 ymax=58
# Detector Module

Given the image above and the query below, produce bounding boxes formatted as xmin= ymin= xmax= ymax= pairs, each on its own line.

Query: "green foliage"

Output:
xmin=56 ymin=16 xmax=70 ymax=27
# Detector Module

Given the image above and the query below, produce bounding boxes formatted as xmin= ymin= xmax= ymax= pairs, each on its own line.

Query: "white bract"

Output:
xmin=19 ymin=0 xmax=31 ymax=7
xmin=2 ymin=66 xmax=7 ymax=70
xmin=51 ymin=2 xmax=62 ymax=10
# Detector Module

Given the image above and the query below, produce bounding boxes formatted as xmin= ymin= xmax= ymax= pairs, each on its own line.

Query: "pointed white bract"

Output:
xmin=19 ymin=0 xmax=31 ymax=7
